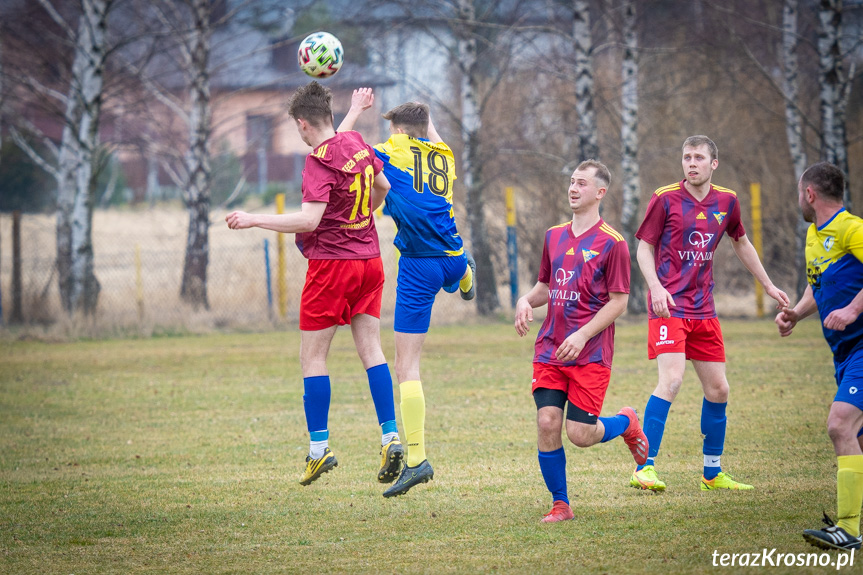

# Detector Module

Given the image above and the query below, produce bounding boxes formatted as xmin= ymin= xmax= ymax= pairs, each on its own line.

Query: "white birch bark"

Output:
xmin=619 ymin=1 xmax=644 ymax=314
xmin=50 ymin=0 xmax=110 ymax=315
xmin=180 ymin=0 xmax=212 ymax=309
xmin=573 ymin=0 xmax=598 ymax=162
xmin=782 ymin=0 xmax=810 ymax=299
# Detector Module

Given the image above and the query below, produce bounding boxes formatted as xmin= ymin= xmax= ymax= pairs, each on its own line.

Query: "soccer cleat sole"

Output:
xmin=803 ymin=531 xmax=862 ymax=551
xmin=629 ymin=478 xmax=666 ymax=492
xmin=377 ymin=441 xmax=404 ymax=483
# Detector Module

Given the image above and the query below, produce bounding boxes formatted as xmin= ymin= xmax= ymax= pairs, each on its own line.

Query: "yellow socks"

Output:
xmin=837 ymin=455 xmax=863 ymax=537
xmin=399 ymin=380 xmax=426 ymax=467
xmin=459 ymin=264 xmax=473 ymax=293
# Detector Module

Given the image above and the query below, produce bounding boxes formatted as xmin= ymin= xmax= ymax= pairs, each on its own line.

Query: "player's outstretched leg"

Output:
xmin=382 ymin=459 xmax=434 ymax=498
xmin=803 ymin=513 xmax=862 ymax=550
xmin=300 ymin=447 xmax=338 ymax=486
xmin=378 ymin=439 xmax=404 ymax=483
xmin=617 ymin=407 xmax=649 ymax=465
xmin=460 ymin=249 xmax=476 ymax=301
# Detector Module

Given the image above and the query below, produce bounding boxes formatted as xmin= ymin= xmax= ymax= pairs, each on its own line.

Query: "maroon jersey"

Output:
xmin=635 ymin=181 xmax=744 ymax=320
xmin=534 ymin=219 xmax=630 ymax=368
xmin=296 ymin=131 xmax=384 ymax=259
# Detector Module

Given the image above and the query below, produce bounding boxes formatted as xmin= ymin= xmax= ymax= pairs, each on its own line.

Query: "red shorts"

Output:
xmin=647 ymin=317 xmax=725 ymax=361
xmin=531 ymin=362 xmax=611 ymax=416
xmin=300 ymin=258 xmax=384 ymax=331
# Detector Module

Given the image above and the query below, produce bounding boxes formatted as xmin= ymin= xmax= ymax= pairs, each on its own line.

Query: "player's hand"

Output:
xmin=775 ymin=307 xmax=798 ymax=337
xmin=350 ymin=88 xmax=374 ymax=111
xmin=514 ymin=297 xmax=534 ymax=337
xmin=555 ymin=331 xmax=587 ymax=362
xmin=767 ymin=285 xmax=790 ymax=309
xmin=650 ymin=285 xmax=675 ymax=318
xmin=823 ymin=306 xmax=859 ymax=331
xmin=225 ymin=210 xmax=254 ymax=230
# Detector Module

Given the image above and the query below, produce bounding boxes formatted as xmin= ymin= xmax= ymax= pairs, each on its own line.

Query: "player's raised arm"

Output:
xmin=337 ymin=88 xmax=374 ymax=132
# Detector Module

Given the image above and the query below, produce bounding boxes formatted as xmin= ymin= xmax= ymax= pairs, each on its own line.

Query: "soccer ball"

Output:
xmin=297 ymin=32 xmax=344 ymax=78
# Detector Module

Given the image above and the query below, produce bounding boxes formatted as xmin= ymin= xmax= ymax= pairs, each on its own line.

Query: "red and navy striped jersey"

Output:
xmin=636 ymin=181 xmax=744 ymax=319
xmin=534 ymin=219 xmax=630 ymax=368
xmin=296 ymin=131 xmax=384 ymax=260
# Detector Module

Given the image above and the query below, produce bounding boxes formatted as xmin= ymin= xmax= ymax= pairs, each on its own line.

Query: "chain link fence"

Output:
xmin=0 ymin=208 xmax=481 ymax=337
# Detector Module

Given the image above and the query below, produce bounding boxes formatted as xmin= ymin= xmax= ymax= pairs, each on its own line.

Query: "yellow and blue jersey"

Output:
xmin=806 ymin=208 xmax=863 ymax=362
xmin=374 ymin=134 xmax=464 ymax=257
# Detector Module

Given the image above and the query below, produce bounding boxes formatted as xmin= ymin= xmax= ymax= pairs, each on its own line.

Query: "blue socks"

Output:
xmin=599 ymin=413 xmax=630 ymax=443
xmin=701 ymin=398 xmax=727 ymax=480
xmin=367 ymin=363 xmax=398 ymax=442
xmin=638 ymin=395 xmax=671 ymax=471
xmin=304 ymin=375 xmax=331 ymax=458
xmin=538 ymin=447 xmax=569 ymax=504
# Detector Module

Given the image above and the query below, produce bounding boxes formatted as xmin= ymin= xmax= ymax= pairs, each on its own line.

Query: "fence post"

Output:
xmin=275 ymin=193 xmax=287 ymax=319
xmin=751 ymin=182 xmax=764 ymax=318
xmin=264 ymin=238 xmax=273 ymax=317
xmin=135 ymin=243 xmax=144 ymax=324
xmin=506 ymin=187 xmax=518 ymax=309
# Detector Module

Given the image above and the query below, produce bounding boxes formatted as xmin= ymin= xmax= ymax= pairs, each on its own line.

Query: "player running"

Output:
xmin=630 ymin=135 xmax=789 ymax=492
xmin=226 ymin=81 xmax=404 ymax=488
xmin=338 ymin=88 xmax=475 ymax=497
xmin=776 ymin=162 xmax=863 ymax=551
xmin=514 ymin=160 xmax=648 ymax=523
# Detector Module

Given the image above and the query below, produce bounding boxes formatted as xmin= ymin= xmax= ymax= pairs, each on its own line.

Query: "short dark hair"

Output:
xmin=576 ymin=159 xmax=611 ymax=189
xmin=683 ymin=135 xmax=718 ymax=161
xmin=801 ymin=161 xmax=845 ymax=203
xmin=383 ymin=102 xmax=429 ymax=138
xmin=288 ymin=81 xmax=333 ymax=128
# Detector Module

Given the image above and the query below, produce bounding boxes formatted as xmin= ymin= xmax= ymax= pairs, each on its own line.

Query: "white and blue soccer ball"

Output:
xmin=297 ymin=32 xmax=344 ymax=78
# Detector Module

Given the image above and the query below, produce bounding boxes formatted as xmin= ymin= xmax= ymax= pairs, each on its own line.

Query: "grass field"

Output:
xmin=0 ymin=319 xmax=852 ymax=574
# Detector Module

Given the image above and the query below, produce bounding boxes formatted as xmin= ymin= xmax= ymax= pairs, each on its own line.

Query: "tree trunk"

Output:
xmin=619 ymin=1 xmax=645 ymax=314
xmin=456 ymin=0 xmax=498 ymax=316
xmin=55 ymin=0 xmax=108 ymax=316
xmin=180 ymin=0 xmax=212 ymax=309
xmin=817 ymin=0 xmax=850 ymax=206
xmin=782 ymin=0 xmax=810 ymax=301
xmin=573 ymin=0 xmax=598 ymax=162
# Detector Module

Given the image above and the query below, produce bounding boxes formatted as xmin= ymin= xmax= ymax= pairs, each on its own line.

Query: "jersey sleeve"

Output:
xmin=724 ymin=196 xmax=745 ymax=240
xmin=842 ymin=219 xmax=863 ymax=263
xmin=301 ymin=156 xmax=334 ymax=203
xmin=538 ymin=233 xmax=551 ymax=284
xmin=605 ymin=238 xmax=631 ymax=293
xmin=635 ymin=193 xmax=665 ymax=245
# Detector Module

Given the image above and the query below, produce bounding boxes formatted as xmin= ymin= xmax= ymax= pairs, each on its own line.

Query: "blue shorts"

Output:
xmin=834 ymin=346 xmax=863 ymax=411
xmin=394 ymin=255 xmax=468 ymax=334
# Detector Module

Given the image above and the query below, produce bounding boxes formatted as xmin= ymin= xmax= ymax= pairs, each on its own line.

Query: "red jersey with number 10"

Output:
xmin=635 ymin=181 xmax=745 ymax=320
xmin=534 ymin=219 xmax=630 ymax=368
xmin=296 ymin=131 xmax=384 ymax=260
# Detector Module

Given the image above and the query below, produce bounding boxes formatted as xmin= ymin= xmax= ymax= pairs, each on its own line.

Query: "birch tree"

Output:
xmin=573 ymin=0 xmax=598 ymax=162
xmin=5 ymin=0 xmax=114 ymax=316
xmin=453 ymin=0 xmax=500 ymax=315
xmin=617 ymin=0 xmax=644 ymax=314
xmin=782 ymin=0 xmax=810 ymax=299
xmin=817 ymin=0 xmax=852 ymax=208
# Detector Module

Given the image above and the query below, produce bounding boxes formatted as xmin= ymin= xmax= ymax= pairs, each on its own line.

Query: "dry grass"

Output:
xmin=0 ymin=319 xmax=849 ymax=574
